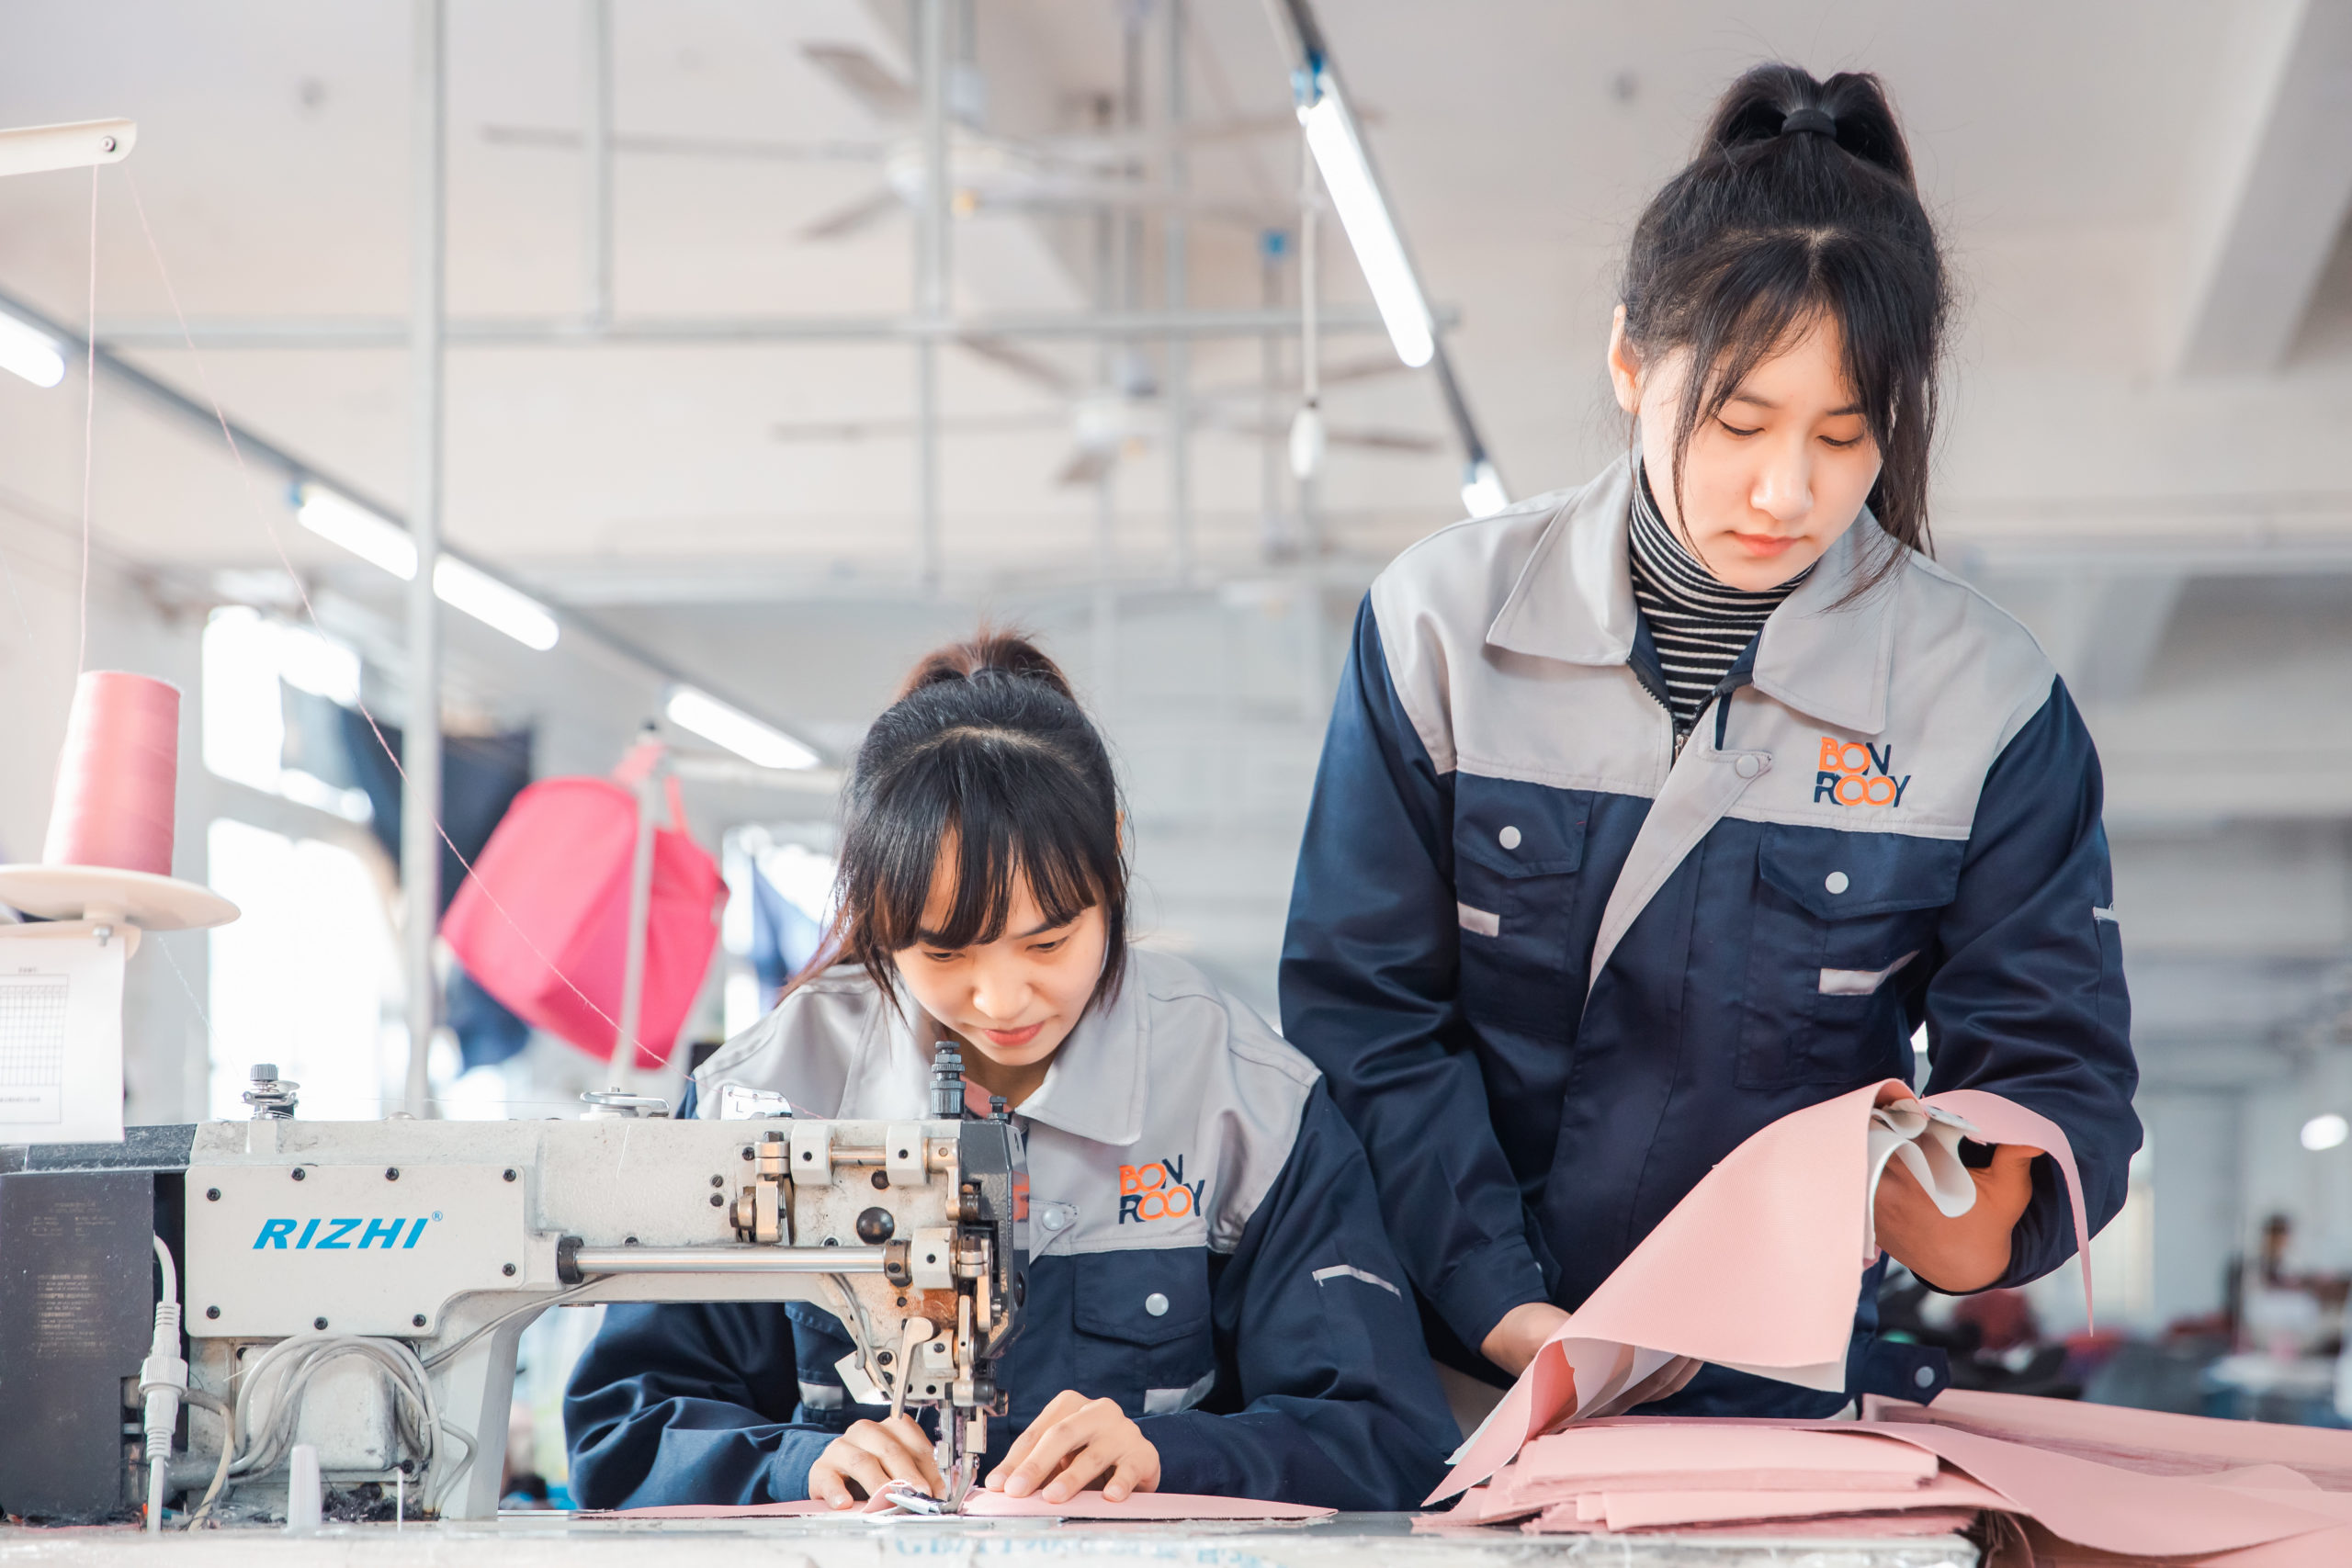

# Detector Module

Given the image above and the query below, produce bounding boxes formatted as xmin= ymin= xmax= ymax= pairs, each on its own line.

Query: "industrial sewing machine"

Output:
xmin=0 ymin=1044 xmax=1026 ymax=1525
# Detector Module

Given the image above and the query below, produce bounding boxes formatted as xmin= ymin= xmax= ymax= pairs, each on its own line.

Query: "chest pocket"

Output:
xmin=1736 ymin=826 xmax=1963 ymax=1089
xmin=1069 ymin=1248 xmax=1216 ymax=1417
xmin=1453 ymin=777 xmax=1591 ymax=1039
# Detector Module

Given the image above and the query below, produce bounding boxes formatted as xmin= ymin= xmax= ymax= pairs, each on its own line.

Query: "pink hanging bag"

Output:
xmin=441 ymin=750 xmax=722 ymax=1068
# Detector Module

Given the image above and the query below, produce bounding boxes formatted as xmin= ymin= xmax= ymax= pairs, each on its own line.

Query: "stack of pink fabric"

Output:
xmin=1431 ymin=1422 xmax=1991 ymax=1540
xmin=1423 ymin=1401 xmax=2352 ymax=1561
xmin=1416 ymin=1080 xmax=2352 ymax=1562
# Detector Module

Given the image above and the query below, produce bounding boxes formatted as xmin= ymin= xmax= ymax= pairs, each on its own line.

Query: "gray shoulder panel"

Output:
xmin=1366 ymin=484 xmax=1591 ymax=777
xmin=690 ymin=966 xmax=885 ymax=1119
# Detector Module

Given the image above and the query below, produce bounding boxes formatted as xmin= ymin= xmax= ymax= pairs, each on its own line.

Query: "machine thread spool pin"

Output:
xmin=930 ymin=1040 xmax=966 ymax=1119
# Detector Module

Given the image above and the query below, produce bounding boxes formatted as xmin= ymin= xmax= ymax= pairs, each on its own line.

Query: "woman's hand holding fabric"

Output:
xmin=1874 ymin=1144 xmax=2040 ymax=1293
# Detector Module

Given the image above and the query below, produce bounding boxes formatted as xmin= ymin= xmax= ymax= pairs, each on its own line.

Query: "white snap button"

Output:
xmin=1040 ymin=1209 xmax=1066 ymax=1231
xmin=1734 ymin=754 xmax=1767 ymax=779
xmin=1144 ymin=1292 xmax=1170 ymax=1317
xmin=1914 ymin=1364 xmax=1936 ymax=1389
xmin=1825 ymin=872 xmax=1850 ymax=895
xmin=1498 ymin=825 xmax=1521 ymax=851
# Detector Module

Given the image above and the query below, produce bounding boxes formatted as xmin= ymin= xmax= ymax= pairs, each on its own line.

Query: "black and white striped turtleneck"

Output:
xmin=1627 ymin=467 xmax=1811 ymax=741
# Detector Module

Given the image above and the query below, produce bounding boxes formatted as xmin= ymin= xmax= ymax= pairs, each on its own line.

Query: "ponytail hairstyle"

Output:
xmin=1623 ymin=63 xmax=1947 ymax=588
xmin=821 ymin=630 xmax=1127 ymax=1012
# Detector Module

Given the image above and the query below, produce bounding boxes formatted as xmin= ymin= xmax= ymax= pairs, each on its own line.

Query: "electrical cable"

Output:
xmin=419 ymin=1280 xmax=600 ymax=1372
xmin=141 ymin=1235 xmax=188 ymax=1535
xmin=185 ymin=1332 xmax=443 ymax=1529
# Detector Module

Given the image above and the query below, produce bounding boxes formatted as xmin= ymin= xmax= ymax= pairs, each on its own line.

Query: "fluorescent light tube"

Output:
xmin=432 ymin=557 xmax=560 ymax=651
xmin=1300 ymin=79 xmax=1432 ymax=369
xmin=297 ymin=485 xmax=419 ymax=578
xmin=665 ymin=686 xmax=819 ymax=771
xmin=0 ymin=309 xmax=65 ymax=389
xmin=1460 ymin=459 xmax=1509 ymax=518
xmin=297 ymin=483 xmax=560 ymax=650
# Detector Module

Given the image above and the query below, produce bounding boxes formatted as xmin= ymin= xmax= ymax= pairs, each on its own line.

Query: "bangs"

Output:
xmin=1659 ymin=229 xmax=1938 ymax=587
xmin=846 ymin=725 xmax=1119 ymax=959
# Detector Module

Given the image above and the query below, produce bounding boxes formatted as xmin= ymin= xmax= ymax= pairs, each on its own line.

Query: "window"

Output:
xmin=200 ymin=605 xmax=371 ymax=820
xmin=206 ymin=818 xmax=400 ymax=1119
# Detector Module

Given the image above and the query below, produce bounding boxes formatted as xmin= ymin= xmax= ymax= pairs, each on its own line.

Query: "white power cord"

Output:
xmin=186 ymin=1332 xmax=442 ymax=1528
xmin=140 ymin=1235 xmax=189 ymax=1534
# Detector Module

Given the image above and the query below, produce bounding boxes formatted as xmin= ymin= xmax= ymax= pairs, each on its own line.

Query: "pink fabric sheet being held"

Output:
xmin=1431 ymin=1078 xmax=2091 ymax=1504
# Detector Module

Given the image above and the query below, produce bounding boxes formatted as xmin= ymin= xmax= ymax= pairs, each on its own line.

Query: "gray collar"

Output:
xmin=1485 ymin=454 xmax=1903 ymax=735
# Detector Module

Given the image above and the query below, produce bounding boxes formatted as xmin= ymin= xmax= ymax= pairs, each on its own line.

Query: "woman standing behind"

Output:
xmin=1280 ymin=63 xmax=2139 ymax=1416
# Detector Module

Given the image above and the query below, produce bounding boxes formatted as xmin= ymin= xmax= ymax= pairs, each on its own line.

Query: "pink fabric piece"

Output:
xmin=1433 ymin=1080 xmax=2090 ymax=1502
xmin=2019 ymin=1517 xmax=2352 ymax=1568
xmin=609 ymin=1492 xmax=1333 ymax=1522
xmin=1579 ymin=1471 xmax=2007 ymax=1531
xmin=43 ymin=671 xmax=179 ymax=876
xmin=1566 ymin=1417 xmax=2351 ymax=1560
xmin=1525 ymin=1504 xmax=1986 ymax=1539
xmin=1495 ymin=1426 xmax=1937 ymax=1504
xmin=964 ymin=1490 xmax=1333 ymax=1520
xmin=1865 ymin=1387 xmax=2352 ymax=1489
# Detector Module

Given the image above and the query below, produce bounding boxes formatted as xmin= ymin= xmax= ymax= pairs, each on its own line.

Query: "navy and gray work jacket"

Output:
xmin=1279 ymin=457 xmax=2143 ymax=1416
xmin=564 ymin=947 xmax=1458 ymax=1509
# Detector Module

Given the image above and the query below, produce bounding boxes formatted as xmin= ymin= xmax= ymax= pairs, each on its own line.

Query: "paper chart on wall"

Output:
xmin=0 ymin=921 xmax=129 ymax=1145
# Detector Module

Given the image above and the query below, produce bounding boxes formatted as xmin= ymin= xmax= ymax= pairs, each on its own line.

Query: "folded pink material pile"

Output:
xmin=1418 ymin=1396 xmax=2352 ymax=1564
xmin=1434 ymin=1077 xmax=2095 ymax=1504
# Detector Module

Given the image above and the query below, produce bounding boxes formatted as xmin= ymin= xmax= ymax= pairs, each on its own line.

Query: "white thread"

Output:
xmin=76 ymin=164 xmax=97 ymax=677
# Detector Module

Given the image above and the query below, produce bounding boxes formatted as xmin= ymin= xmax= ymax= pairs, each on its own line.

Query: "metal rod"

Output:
xmin=1297 ymin=118 xmax=1322 ymax=557
xmin=89 ymin=304 xmax=1419 ymax=349
xmin=613 ymin=761 xmax=658 ymax=1079
xmin=572 ymin=1246 xmax=890 ymax=1275
xmin=1260 ymin=231 xmax=1283 ymax=558
xmin=401 ymin=0 xmax=447 ymax=1122
xmin=582 ymin=0 xmax=614 ymax=325
xmin=0 ymin=285 xmax=826 ymax=762
xmin=913 ymin=0 xmax=949 ymax=593
xmin=1164 ymin=0 xmax=1192 ymax=583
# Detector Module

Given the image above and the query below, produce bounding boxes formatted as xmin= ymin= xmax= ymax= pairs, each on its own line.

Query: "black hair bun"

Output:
xmin=898 ymin=628 xmax=1077 ymax=703
xmin=1701 ymin=62 xmax=1914 ymax=188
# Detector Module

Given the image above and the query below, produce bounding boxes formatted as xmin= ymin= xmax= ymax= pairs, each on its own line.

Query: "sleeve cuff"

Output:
xmin=1430 ymin=1235 xmax=1551 ymax=1357
xmin=1137 ymin=1411 xmax=1229 ymax=1497
xmin=763 ymin=1428 xmax=836 ymax=1503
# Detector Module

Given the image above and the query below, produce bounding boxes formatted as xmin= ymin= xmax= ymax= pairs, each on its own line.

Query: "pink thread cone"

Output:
xmin=42 ymin=671 xmax=180 ymax=876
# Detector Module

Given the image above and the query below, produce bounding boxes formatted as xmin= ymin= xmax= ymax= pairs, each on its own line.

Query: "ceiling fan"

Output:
xmin=770 ymin=344 xmax=1435 ymax=487
xmin=482 ymin=41 xmax=1300 ymax=242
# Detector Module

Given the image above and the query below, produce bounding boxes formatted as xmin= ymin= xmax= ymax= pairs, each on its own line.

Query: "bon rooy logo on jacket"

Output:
xmin=1117 ymin=1154 xmax=1206 ymax=1224
xmin=1815 ymin=737 xmax=1912 ymax=809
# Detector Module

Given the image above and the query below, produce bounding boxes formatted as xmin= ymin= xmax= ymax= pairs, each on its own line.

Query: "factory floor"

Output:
xmin=0 ymin=1512 xmax=1976 ymax=1566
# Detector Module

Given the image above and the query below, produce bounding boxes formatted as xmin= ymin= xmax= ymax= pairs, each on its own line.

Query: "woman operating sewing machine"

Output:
xmin=564 ymin=633 xmax=1456 ymax=1512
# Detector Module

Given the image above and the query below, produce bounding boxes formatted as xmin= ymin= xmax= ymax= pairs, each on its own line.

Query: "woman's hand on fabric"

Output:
xmin=984 ymin=1391 xmax=1160 ymax=1503
xmin=1875 ymin=1144 xmax=2040 ymax=1293
xmin=1480 ymin=1301 xmax=1573 ymax=1377
xmin=808 ymin=1415 xmax=944 ymax=1509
